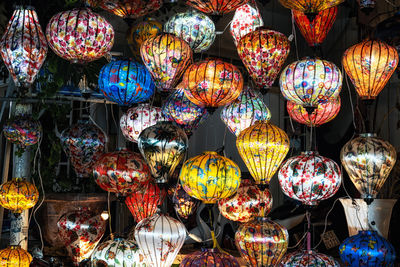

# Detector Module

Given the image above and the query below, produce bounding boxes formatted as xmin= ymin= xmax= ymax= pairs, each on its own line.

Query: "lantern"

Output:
xmin=0 ymin=178 xmax=39 ymax=214
xmin=182 ymin=59 xmax=244 ymax=111
xmin=164 ymin=10 xmax=216 ymax=53
xmin=235 ymin=217 xmax=289 ymax=266
xmin=181 ymin=248 xmax=240 ymax=266
xmin=236 ymin=121 xmax=290 ymax=189
xmin=287 ymin=97 xmax=341 ymax=127
xmin=220 ymin=86 xmax=271 ymax=136
xmin=140 ymin=33 xmax=193 ymax=93
xmin=342 ymin=39 xmax=398 ymax=100
xmin=218 ymin=179 xmax=273 ymax=223
xmin=3 ymin=116 xmax=42 ymax=148
xmin=169 ymin=183 xmax=199 ymax=219
xmin=339 ymin=230 xmax=396 ymax=267
xmin=60 ymin=120 xmax=107 ymax=178
xmin=135 ymin=213 xmax=186 ymax=267
xmin=278 ymin=151 xmax=342 ymax=206
xmin=57 ymin=208 xmax=106 ymax=265
xmin=0 ymin=246 xmax=32 ymax=267
xmin=179 ymin=151 xmax=241 ymax=204
xmin=280 ymin=58 xmax=342 ymax=107
xmin=237 ymin=28 xmax=290 ymax=92
xmin=46 ymin=8 xmax=114 ymax=63
xmin=138 ymin=121 xmax=188 ymax=184
xmin=0 ymin=6 xmax=47 ymax=88
xmin=280 ymin=250 xmax=339 ymax=266
xmin=278 ymin=0 xmax=344 ymax=15
xmin=340 ymin=133 xmax=396 ymax=203
xmin=98 ymin=59 xmax=155 ymax=106
xmin=186 ymin=0 xmax=249 ymax=15
xmin=90 ymin=0 xmax=162 ymax=19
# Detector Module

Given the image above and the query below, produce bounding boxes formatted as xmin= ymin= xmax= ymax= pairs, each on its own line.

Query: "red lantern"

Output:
xmin=186 ymin=0 xmax=249 ymax=15
xmin=88 ymin=0 xmax=162 ymax=19
xmin=181 ymin=248 xmax=240 ymax=266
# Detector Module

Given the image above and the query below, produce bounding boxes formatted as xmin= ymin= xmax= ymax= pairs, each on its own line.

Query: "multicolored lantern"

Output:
xmin=0 ymin=246 xmax=32 ymax=267
xmin=179 ymin=151 xmax=241 ymax=204
xmin=342 ymin=39 xmax=398 ymax=100
xmin=278 ymin=151 xmax=342 ymax=206
xmin=280 ymin=250 xmax=339 ymax=266
xmin=140 ymin=33 xmax=193 ymax=93
xmin=0 ymin=6 xmax=47 ymax=88
xmin=181 ymin=248 xmax=240 ymax=266
xmin=339 ymin=230 xmax=396 ymax=267
xmin=3 ymin=116 xmax=42 ymax=148
xmin=89 ymin=0 xmax=162 ymax=19
xmin=237 ymin=28 xmax=290 ymax=92
xmin=98 ymin=59 xmax=155 ymax=106
xmin=169 ymin=183 xmax=199 ymax=220
xmin=279 ymin=0 xmax=344 ymax=15
xmin=220 ymin=86 xmax=271 ymax=136
xmin=0 ymin=178 xmax=39 ymax=214
xmin=186 ymin=0 xmax=249 ymax=15
xmin=340 ymin=133 xmax=396 ymax=203
xmin=46 ymin=8 xmax=114 ymax=64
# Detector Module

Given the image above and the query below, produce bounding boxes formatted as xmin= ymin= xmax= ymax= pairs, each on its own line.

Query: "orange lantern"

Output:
xmin=0 ymin=246 xmax=32 ymax=267
xmin=0 ymin=178 xmax=39 ymax=214
xmin=279 ymin=0 xmax=344 ymax=16
xmin=186 ymin=0 xmax=249 ymax=15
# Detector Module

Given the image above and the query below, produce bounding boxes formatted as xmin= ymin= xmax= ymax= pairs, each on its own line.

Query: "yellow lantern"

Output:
xmin=0 ymin=245 xmax=32 ymax=267
xmin=0 ymin=178 xmax=39 ymax=214
xmin=179 ymin=151 xmax=241 ymax=204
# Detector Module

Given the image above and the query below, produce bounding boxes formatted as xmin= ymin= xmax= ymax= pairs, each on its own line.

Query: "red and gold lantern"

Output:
xmin=88 ymin=0 xmax=162 ymax=19
xmin=186 ymin=0 xmax=249 ymax=15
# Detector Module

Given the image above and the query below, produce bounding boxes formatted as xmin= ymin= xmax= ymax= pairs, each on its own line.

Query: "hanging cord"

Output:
xmin=288 ymin=231 xmax=308 ymax=249
xmin=107 ymin=191 xmax=113 ymax=240
xmin=306 ymin=210 xmax=312 ymax=251
xmin=206 ymin=206 xmax=227 ymax=254
xmin=291 ymin=10 xmax=300 ymax=61
xmin=343 ymin=68 xmax=361 ymax=134
xmin=312 ymin=197 xmax=340 ymax=249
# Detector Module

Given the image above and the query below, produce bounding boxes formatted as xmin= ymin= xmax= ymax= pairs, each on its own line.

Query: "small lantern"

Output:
xmin=0 ymin=178 xmax=38 ymax=214
xmin=0 ymin=245 xmax=32 ymax=267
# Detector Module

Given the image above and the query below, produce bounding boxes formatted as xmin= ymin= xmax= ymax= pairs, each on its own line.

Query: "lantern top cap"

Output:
xmin=301 ymin=151 xmax=319 ymax=155
xmin=203 ymin=151 xmax=219 ymax=155
xmin=255 ymin=216 xmax=271 ymax=222
xmin=359 ymin=133 xmax=377 ymax=138
xmin=15 ymin=5 xmax=35 ymax=11
xmin=359 ymin=230 xmax=378 ymax=235
xmin=8 ymin=245 xmax=22 ymax=249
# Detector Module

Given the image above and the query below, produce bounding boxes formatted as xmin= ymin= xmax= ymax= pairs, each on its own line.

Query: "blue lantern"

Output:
xmin=339 ymin=230 xmax=396 ymax=267
xmin=98 ymin=59 xmax=155 ymax=106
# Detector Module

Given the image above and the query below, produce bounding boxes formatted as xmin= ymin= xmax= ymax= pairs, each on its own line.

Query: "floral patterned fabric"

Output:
xmin=278 ymin=0 xmax=344 ymax=14
xmin=280 ymin=250 xmax=339 ymax=267
xmin=89 ymin=0 xmax=162 ymax=19
xmin=181 ymin=248 xmax=240 ymax=266
xmin=186 ymin=0 xmax=249 ymax=15
xmin=0 ymin=178 xmax=38 ymax=214
xmin=169 ymin=183 xmax=199 ymax=219
xmin=0 ymin=246 xmax=32 ymax=267
xmin=3 ymin=116 xmax=42 ymax=148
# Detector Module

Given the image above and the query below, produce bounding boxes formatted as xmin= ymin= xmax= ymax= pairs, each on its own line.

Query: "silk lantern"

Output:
xmin=0 ymin=6 xmax=47 ymax=88
xmin=90 ymin=0 xmax=162 ymax=19
xmin=0 ymin=246 xmax=32 ymax=267
xmin=3 ymin=116 xmax=42 ymax=148
xmin=0 ymin=178 xmax=39 ymax=214
xmin=280 ymin=250 xmax=339 ymax=266
xmin=186 ymin=0 xmax=249 ymax=15
xmin=169 ymin=183 xmax=199 ymax=219
xmin=181 ymin=248 xmax=240 ymax=266
xmin=279 ymin=0 xmax=344 ymax=15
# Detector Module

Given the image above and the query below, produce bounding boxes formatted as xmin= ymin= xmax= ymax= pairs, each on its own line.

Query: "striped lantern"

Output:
xmin=180 ymin=248 xmax=240 ymax=266
xmin=280 ymin=250 xmax=340 ymax=266
xmin=278 ymin=0 xmax=344 ymax=14
xmin=185 ymin=0 xmax=249 ymax=15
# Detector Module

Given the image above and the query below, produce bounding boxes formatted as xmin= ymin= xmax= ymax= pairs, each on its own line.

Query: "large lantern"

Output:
xmin=179 ymin=151 xmax=241 ymax=204
xmin=340 ymin=133 xmax=396 ymax=204
xmin=3 ymin=116 xmax=42 ymax=148
xmin=0 ymin=6 xmax=47 ymax=88
xmin=0 ymin=178 xmax=39 ymax=214
xmin=140 ymin=33 xmax=193 ymax=93
xmin=280 ymin=250 xmax=339 ymax=266
xmin=237 ymin=28 xmax=290 ymax=92
xmin=169 ymin=183 xmax=199 ymax=220
xmin=181 ymin=248 xmax=240 ymax=266
xmin=0 ymin=246 xmax=32 ymax=267
xmin=236 ymin=121 xmax=290 ymax=189
xmin=278 ymin=151 xmax=342 ymax=206
xmin=279 ymin=0 xmax=344 ymax=15
xmin=90 ymin=0 xmax=162 ymax=19
xmin=98 ymin=59 xmax=155 ymax=106
xmin=186 ymin=0 xmax=249 ymax=15
xmin=342 ymin=39 xmax=398 ymax=100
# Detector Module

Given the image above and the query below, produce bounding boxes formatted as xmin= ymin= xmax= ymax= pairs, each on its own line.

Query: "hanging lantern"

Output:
xmin=0 ymin=6 xmax=47 ymax=88
xmin=57 ymin=208 xmax=106 ymax=265
xmin=46 ymin=8 xmax=114 ymax=64
xmin=98 ymin=59 xmax=155 ymax=106
xmin=339 ymin=230 xmax=396 ymax=267
xmin=287 ymin=97 xmax=341 ymax=127
xmin=0 ymin=178 xmax=39 ymax=214
xmin=179 ymin=151 xmax=241 ymax=204
xmin=0 ymin=246 xmax=32 ymax=267
xmin=185 ymin=0 xmax=249 ymax=15
xmin=220 ymin=86 xmax=271 ymax=136
xmin=169 ymin=183 xmax=199 ymax=220
xmin=218 ymin=179 xmax=272 ymax=223
xmin=237 ymin=28 xmax=290 ymax=92
xmin=278 ymin=151 xmax=342 ymax=206
xmin=235 ymin=217 xmax=289 ymax=266
xmin=280 ymin=250 xmax=339 ymax=266
xmin=135 ymin=213 xmax=186 ymax=267
xmin=3 ymin=116 xmax=42 ymax=148
xmin=342 ymin=39 xmax=398 ymax=100
xmin=278 ymin=0 xmax=344 ymax=15
xmin=90 ymin=0 xmax=162 ymax=19
xmin=340 ymin=133 xmax=396 ymax=204
xmin=60 ymin=120 xmax=107 ymax=178
xmin=138 ymin=121 xmax=188 ymax=184
xmin=181 ymin=248 xmax=240 ymax=266
xmin=293 ymin=6 xmax=338 ymax=47
xmin=236 ymin=121 xmax=290 ymax=189
xmin=280 ymin=58 xmax=342 ymax=107
xmin=140 ymin=33 xmax=193 ymax=93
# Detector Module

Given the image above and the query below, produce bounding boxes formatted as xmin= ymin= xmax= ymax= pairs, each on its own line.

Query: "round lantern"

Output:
xmin=140 ymin=33 xmax=193 ymax=93
xmin=236 ymin=121 xmax=290 ymax=189
xmin=91 ymin=0 xmax=162 ymax=19
xmin=3 ymin=116 xmax=42 ymax=148
xmin=235 ymin=217 xmax=289 ymax=266
xmin=280 ymin=58 xmax=342 ymax=107
xmin=135 ymin=213 xmax=186 ymax=267
xmin=278 ymin=151 xmax=342 ymax=206
xmin=181 ymin=248 xmax=240 ymax=266
xmin=46 ymin=8 xmax=114 ymax=64
xmin=342 ymin=39 xmax=398 ymax=100
xmin=340 ymin=133 xmax=396 ymax=203
xmin=237 ymin=28 xmax=290 ymax=92
xmin=279 ymin=0 xmax=344 ymax=15
xmin=218 ymin=179 xmax=273 ymax=223
xmin=138 ymin=121 xmax=188 ymax=184
xmin=280 ymin=250 xmax=339 ymax=266
xmin=0 ymin=245 xmax=32 ymax=267
xmin=0 ymin=6 xmax=47 ymax=88
xmin=60 ymin=120 xmax=107 ymax=178
xmin=0 ymin=178 xmax=39 ymax=214
xmin=339 ymin=230 xmax=396 ymax=267
xmin=186 ymin=0 xmax=249 ymax=15
xmin=170 ymin=183 xmax=200 ymax=220
xmin=220 ymin=86 xmax=271 ymax=136
xmin=98 ymin=59 xmax=155 ymax=106
xmin=179 ymin=151 xmax=241 ymax=204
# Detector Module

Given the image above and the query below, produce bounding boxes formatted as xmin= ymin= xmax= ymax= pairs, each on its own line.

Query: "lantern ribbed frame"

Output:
xmin=180 ymin=248 xmax=240 ymax=266
xmin=278 ymin=0 xmax=344 ymax=14
xmin=280 ymin=250 xmax=340 ymax=266
xmin=185 ymin=0 xmax=249 ymax=15
xmin=89 ymin=0 xmax=162 ymax=19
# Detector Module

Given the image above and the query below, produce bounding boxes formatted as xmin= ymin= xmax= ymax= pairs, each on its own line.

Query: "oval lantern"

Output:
xmin=3 ymin=116 xmax=42 ymax=148
xmin=98 ymin=59 xmax=155 ymax=106
xmin=236 ymin=121 xmax=290 ymax=189
xmin=0 ymin=6 xmax=47 ymax=88
xmin=280 ymin=250 xmax=339 ymax=266
xmin=339 ymin=230 xmax=396 ymax=267
xmin=340 ymin=133 xmax=396 ymax=204
xmin=91 ymin=0 xmax=162 ymax=19
xmin=342 ymin=39 xmax=398 ymax=100
xmin=46 ymin=8 xmax=114 ymax=64
xmin=140 ymin=33 xmax=193 ymax=93
xmin=186 ymin=0 xmax=249 ymax=15
xmin=279 ymin=0 xmax=344 ymax=15
xmin=278 ymin=151 xmax=342 ymax=206
xmin=169 ymin=183 xmax=200 ymax=220
xmin=179 ymin=151 xmax=241 ymax=204
xmin=0 ymin=245 xmax=32 ymax=267
xmin=181 ymin=248 xmax=240 ymax=266
xmin=0 ymin=178 xmax=39 ymax=214
xmin=237 ymin=28 xmax=290 ymax=92
xmin=135 ymin=213 xmax=186 ymax=267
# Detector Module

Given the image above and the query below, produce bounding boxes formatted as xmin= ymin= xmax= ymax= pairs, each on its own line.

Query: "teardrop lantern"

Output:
xmin=169 ymin=183 xmax=200 ymax=220
xmin=0 ymin=178 xmax=39 ymax=214
xmin=3 ymin=116 xmax=42 ymax=148
xmin=279 ymin=0 xmax=344 ymax=15
xmin=0 ymin=245 xmax=32 ymax=267
xmin=90 ymin=0 xmax=162 ymax=19
xmin=181 ymin=248 xmax=240 ymax=266
xmin=185 ymin=0 xmax=249 ymax=15
xmin=280 ymin=250 xmax=340 ymax=266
